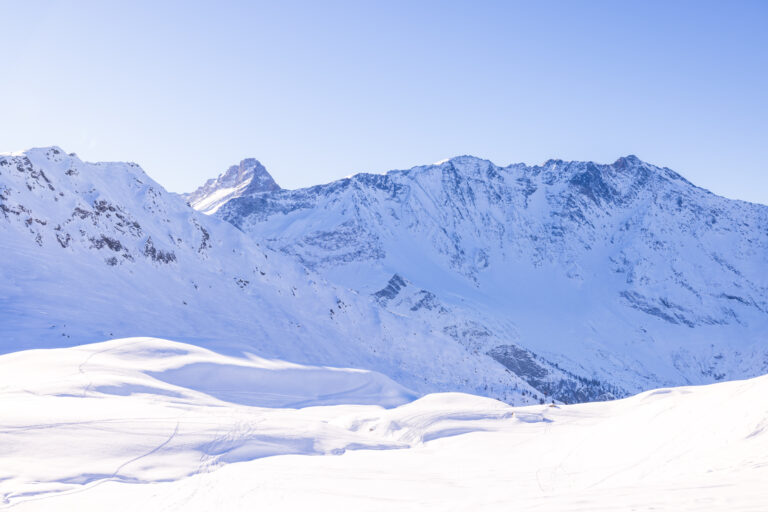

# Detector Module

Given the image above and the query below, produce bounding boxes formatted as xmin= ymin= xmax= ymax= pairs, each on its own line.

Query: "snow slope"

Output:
xmin=3 ymin=338 xmax=767 ymax=511
xmin=210 ymin=155 xmax=768 ymax=397
xmin=0 ymin=147 xmax=544 ymax=403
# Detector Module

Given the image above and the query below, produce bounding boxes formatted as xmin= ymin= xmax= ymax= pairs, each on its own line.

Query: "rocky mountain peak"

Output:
xmin=612 ymin=154 xmax=642 ymax=168
xmin=219 ymin=159 xmax=278 ymax=192
xmin=185 ymin=158 xmax=280 ymax=214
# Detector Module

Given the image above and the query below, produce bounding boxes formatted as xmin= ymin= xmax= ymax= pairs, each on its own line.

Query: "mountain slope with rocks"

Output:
xmin=0 ymin=147 xmax=559 ymax=404
xmin=206 ymin=154 xmax=768 ymax=396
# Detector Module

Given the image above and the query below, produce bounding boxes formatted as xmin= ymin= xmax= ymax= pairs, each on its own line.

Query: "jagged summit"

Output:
xmin=422 ymin=153 xmax=645 ymax=170
xmin=437 ymin=155 xmax=494 ymax=166
xmin=216 ymin=158 xmax=278 ymax=192
xmin=1 ymin=146 xmax=153 ymax=185
xmin=1 ymin=145 xmax=68 ymax=157
xmin=372 ymin=154 xmax=686 ymax=195
xmin=613 ymin=154 xmax=641 ymax=165
xmin=184 ymin=158 xmax=281 ymax=214
xmin=431 ymin=153 xmax=658 ymax=178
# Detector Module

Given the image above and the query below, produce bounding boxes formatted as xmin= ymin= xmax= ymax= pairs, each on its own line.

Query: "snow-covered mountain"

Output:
xmin=183 ymin=158 xmax=280 ymax=214
xmin=4 ymin=147 xmax=767 ymax=406
xmin=0 ymin=147 xmax=558 ymax=404
xmin=202 ymin=155 xmax=768 ymax=396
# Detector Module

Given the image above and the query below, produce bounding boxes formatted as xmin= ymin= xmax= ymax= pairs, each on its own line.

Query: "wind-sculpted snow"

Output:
xmin=3 ymin=339 xmax=767 ymax=511
xmin=0 ymin=147 xmax=544 ymax=404
xmin=0 ymin=338 xmax=516 ymax=505
xmin=213 ymin=154 xmax=768 ymax=396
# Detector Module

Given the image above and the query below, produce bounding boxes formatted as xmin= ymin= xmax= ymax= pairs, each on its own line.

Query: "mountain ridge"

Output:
xmin=0 ymin=146 xmax=560 ymax=405
xmin=203 ymin=152 xmax=768 ymax=396
xmin=3 ymin=145 xmax=768 ymax=406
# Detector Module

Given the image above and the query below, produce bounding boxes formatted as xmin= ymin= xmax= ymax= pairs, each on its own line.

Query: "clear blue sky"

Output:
xmin=1 ymin=0 xmax=767 ymax=203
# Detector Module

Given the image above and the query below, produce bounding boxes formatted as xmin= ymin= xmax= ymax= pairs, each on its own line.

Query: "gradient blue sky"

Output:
xmin=1 ymin=0 xmax=767 ymax=203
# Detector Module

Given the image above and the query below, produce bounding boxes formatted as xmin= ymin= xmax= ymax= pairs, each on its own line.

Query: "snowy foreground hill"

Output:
xmin=1 ymin=337 xmax=766 ymax=511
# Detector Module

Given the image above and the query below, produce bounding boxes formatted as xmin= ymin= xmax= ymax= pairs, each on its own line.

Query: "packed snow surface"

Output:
xmin=2 ymin=338 xmax=767 ymax=511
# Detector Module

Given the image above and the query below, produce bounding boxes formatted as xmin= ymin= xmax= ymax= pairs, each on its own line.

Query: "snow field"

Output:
xmin=2 ymin=338 xmax=766 ymax=510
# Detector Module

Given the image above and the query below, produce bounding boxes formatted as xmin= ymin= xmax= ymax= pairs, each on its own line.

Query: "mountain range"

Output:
xmin=2 ymin=147 xmax=767 ymax=404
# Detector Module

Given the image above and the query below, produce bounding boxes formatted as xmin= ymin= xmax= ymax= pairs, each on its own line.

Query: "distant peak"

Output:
xmin=425 ymin=155 xmax=490 ymax=167
xmin=37 ymin=145 xmax=66 ymax=155
xmin=447 ymin=155 xmax=490 ymax=165
xmin=185 ymin=157 xmax=281 ymax=214
xmin=2 ymin=146 xmax=68 ymax=158
xmin=612 ymin=155 xmax=643 ymax=168
xmin=236 ymin=158 xmax=265 ymax=172
xmin=198 ymin=158 xmax=280 ymax=194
